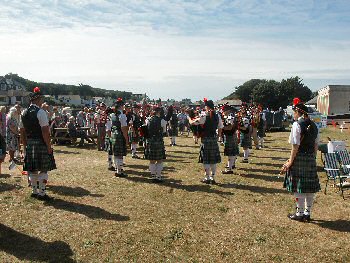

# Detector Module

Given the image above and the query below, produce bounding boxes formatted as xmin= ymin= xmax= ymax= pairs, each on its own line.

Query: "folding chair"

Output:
xmin=323 ymin=153 xmax=349 ymax=199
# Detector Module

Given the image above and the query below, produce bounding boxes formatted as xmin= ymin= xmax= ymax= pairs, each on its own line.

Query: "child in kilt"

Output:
xmin=189 ymin=99 xmax=223 ymax=184
xmin=20 ymin=87 xmax=56 ymax=200
xmin=282 ymin=100 xmax=320 ymax=222
xmin=221 ymin=105 xmax=239 ymax=174
xmin=239 ymin=115 xmax=252 ymax=163
xmin=144 ymin=106 xmax=167 ymax=182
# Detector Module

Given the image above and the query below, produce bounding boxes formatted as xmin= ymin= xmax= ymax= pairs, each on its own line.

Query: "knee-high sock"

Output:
xmin=29 ymin=172 xmax=39 ymax=194
xmin=304 ymin=193 xmax=315 ymax=216
xmin=294 ymin=193 xmax=306 ymax=216
xmin=227 ymin=156 xmax=236 ymax=169
xmin=149 ymin=163 xmax=156 ymax=175
xmin=210 ymin=164 xmax=216 ymax=178
xmin=243 ymin=149 xmax=249 ymax=159
xmin=108 ymin=155 xmax=113 ymax=168
xmin=156 ymin=162 xmax=163 ymax=177
xmin=258 ymin=137 xmax=264 ymax=147
xmin=172 ymin=136 xmax=176 ymax=144
xmin=203 ymin=164 xmax=210 ymax=179
xmin=38 ymin=172 xmax=48 ymax=196
xmin=131 ymin=143 xmax=137 ymax=155
xmin=115 ymin=157 xmax=123 ymax=174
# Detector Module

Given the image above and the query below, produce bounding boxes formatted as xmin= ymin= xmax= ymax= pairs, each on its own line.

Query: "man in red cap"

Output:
xmin=20 ymin=87 xmax=56 ymax=200
xmin=282 ymin=99 xmax=320 ymax=222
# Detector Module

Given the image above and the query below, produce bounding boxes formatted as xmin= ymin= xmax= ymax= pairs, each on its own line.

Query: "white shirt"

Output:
xmin=196 ymin=111 xmax=224 ymax=129
xmin=106 ymin=111 xmax=127 ymax=132
xmin=19 ymin=104 xmax=49 ymax=128
xmin=289 ymin=121 xmax=301 ymax=145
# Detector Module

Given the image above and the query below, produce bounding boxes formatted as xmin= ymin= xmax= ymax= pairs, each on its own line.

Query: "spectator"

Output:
xmin=6 ymin=107 xmax=20 ymax=164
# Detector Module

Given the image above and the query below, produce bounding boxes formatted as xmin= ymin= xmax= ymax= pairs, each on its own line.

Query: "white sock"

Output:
xmin=304 ymin=193 xmax=315 ymax=216
xmin=210 ymin=164 xmax=216 ymax=176
xmin=149 ymin=163 xmax=156 ymax=175
xmin=108 ymin=155 xmax=113 ymax=168
xmin=29 ymin=172 xmax=39 ymax=194
xmin=228 ymin=156 xmax=236 ymax=169
xmin=172 ymin=137 xmax=176 ymax=144
xmin=131 ymin=144 xmax=137 ymax=155
xmin=203 ymin=164 xmax=210 ymax=179
xmin=294 ymin=193 xmax=306 ymax=216
xmin=243 ymin=149 xmax=249 ymax=159
xmin=113 ymin=157 xmax=118 ymax=169
xmin=38 ymin=172 xmax=48 ymax=196
xmin=156 ymin=162 xmax=163 ymax=177
xmin=116 ymin=158 xmax=123 ymax=174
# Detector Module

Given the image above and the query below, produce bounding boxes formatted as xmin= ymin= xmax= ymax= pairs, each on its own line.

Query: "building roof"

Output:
xmin=306 ymin=96 xmax=318 ymax=105
xmin=215 ymin=99 xmax=242 ymax=106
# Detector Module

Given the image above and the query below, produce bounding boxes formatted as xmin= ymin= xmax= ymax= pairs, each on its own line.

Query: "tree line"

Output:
xmin=224 ymin=76 xmax=314 ymax=110
xmin=5 ymin=73 xmax=133 ymax=100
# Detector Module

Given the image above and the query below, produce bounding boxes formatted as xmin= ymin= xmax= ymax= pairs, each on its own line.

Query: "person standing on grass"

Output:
xmin=144 ymin=106 xmax=167 ymax=182
xmin=6 ymin=107 xmax=20 ymax=166
xmin=20 ymin=87 xmax=56 ymax=200
xmin=221 ymin=104 xmax=239 ymax=174
xmin=128 ymin=104 xmax=142 ymax=159
xmin=282 ymin=99 xmax=320 ymax=222
xmin=189 ymin=98 xmax=223 ymax=184
xmin=239 ymin=112 xmax=252 ymax=163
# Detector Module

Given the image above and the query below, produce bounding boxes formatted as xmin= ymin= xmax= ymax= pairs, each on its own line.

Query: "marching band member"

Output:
xmin=144 ymin=106 xmax=167 ymax=182
xmin=190 ymin=98 xmax=223 ymax=184
xmin=240 ymin=111 xmax=252 ymax=163
xmin=221 ymin=105 xmax=239 ymax=174
xmin=168 ymin=107 xmax=179 ymax=146
xmin=282 ymin=99 xmax=320 ymax=222
xmin=128 ymin=104 xmax=142 ymax=159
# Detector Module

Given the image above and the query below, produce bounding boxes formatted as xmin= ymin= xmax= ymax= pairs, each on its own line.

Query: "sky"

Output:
xmin=0 ymin=0 xmax=350 ymax=101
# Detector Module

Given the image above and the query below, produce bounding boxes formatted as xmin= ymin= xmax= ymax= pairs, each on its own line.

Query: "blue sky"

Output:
xmin=0 ymin=0 xmax=349 ymax=100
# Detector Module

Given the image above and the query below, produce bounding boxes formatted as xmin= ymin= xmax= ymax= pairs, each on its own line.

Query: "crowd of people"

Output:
xmin=1 ymin=87 xmax=320 ymax=222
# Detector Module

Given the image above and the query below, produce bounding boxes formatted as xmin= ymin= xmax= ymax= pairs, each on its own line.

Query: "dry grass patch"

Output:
xmin=0 ymin=128 xmax=350 ymax=262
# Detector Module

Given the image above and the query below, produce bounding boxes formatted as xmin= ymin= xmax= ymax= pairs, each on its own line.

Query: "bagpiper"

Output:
xmin=167 ymin=106 xmax=179 ymax=146
xmin=239 ymin=109 xmax=252 ymax=163
xmin=128 ymin=104 xmax=142 ymax=159
xmin=282 ymin=99 xmax=320 ymax=222
xmin=190 ymin=98 xmax=223 ymax=184
xmin=20 ymin=87 xmax=56 ymax=200
xmin=221 ymin=105 xmax=239 ymax=174
xmin=144 ymin=106 xmax=167 ymax=182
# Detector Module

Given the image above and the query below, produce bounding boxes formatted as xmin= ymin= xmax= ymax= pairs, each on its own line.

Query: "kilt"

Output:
xmin=240 ymin=133 xmax=252 ymax=148
xmin=283 ymin=152 xmax=321 ymax=193
xmin=224 ymin=135 xmax=239 ymax=156
xmin=23 ymin=139 xmax=56 ymax=172
xmin=199 ymin=136 xmax=221 ymax=164
xmin=257 ymin=128 xmax=265 ymax=138
xmin=168 ymin=126 xmax=178 ymax=137
xmin=179 ymin=123 xmax=185 ymax=132
xmin=190 ymin=125 xmax=199 ymax=136
xmin=128 ymin=129 xmax=140 ymax=144
xmin=111 ymin=131 xmax=127 ymax=156
xmin=144 ymin=137 xmax=166 ymax=160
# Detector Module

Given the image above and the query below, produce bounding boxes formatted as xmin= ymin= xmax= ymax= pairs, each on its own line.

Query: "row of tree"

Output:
xmin=5 ymin=73 xmax=133 ymax=100
xmin=225 ymin=76 xmax=314 ymax=110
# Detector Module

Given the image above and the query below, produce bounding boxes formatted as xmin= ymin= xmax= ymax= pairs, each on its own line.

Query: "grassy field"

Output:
xmin=0 ymin=127 xmax=349 ymax=262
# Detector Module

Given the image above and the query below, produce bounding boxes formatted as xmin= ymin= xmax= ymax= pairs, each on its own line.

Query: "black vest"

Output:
xmin=148 ymin=116 xmax=163 ymax=137
xmin=202 ymin=112 xmax=219 ymax=138
xmin=298 ymin=118 xmax=318 ymax=154
xmin=22 ymin=105 xmax=44 ymax=140
xmin=111 ymin=112 xmax=122 ymax=132
xmin=223 ymin=115 xmax=236 ymax=136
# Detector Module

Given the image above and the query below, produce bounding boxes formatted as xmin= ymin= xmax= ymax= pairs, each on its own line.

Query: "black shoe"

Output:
xmin=222 ymin=170 xmax=233 ymax=174
xmin=108 ymin=167 xmax=116 ymax=171
xmin=210 ymin=179 xmax=217 ymax=185
xmin=115 ymin=172 xmax=127 ymax=178
xmin=201 ymin=178 xmax=211 ymax=184
xmin=287 ymin=213 xmax=304 ymax=222
xmin=303 ymin=214 xmax=311 ymax=222
xmin=242 ymin=159 xmax=249 ymax=163
xmin=132 ymin=155 xmax=140 ymax=159
xmin=30 ymin=193 xmax=38 ymax=198
xmin=37 ymin=195 xmax=53 ymax=201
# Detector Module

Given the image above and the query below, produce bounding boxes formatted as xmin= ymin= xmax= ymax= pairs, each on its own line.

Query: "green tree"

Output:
xmin=252 ymin=80 xmax=281 ymax=110
xmin=225 ymin=79 xmax=266 ymax=102
xmin=280 ymin=76 xmax=312 ymax=104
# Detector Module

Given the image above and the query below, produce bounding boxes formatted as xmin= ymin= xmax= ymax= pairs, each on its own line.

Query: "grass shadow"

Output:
xmin=43 ymin=198 xmax=129 ymax=221
xmin=0 ymin=182 xmax=16 ymax=193
xmin=238 ymin=172 xmax=284 ymax=182
xmin=0 ymin=223 xmax=75 ymax=262
xmin=54 ymin=149 xmax=81 ymax=155
xmin=0 ymin=173 xmax=11 ymax=179
xmin=48 ymin=185 xmax=104 ymax=198
xmin=311 ymin=219 xmax=350 ymax=232
xmin=126 ymin=164 xmax=175 ymax=172
xmin=218 ymin=182 xmax=287 ymax=195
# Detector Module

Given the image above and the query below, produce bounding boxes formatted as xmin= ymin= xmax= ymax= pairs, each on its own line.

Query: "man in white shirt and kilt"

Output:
xmin=282 ymin=99 xmax=320 ymax=222
xmin=128 ymin=104 xmax=142 ymax=159
xmin=144 ymin=106 xmax=167 ymax=182
xmin=221 ymin=105 xmax=239 ymax=174
xmin=20 ymin=87 xmax=56 ymax=200
xmin=190 ymin=99 xmax=223 ymax=184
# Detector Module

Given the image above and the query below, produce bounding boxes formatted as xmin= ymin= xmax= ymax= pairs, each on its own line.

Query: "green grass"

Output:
xmin=0 ymin=128 xmax=349 ymax=262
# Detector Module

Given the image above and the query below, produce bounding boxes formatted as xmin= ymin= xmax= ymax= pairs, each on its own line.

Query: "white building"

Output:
xmin=0 ymin=77 xmax=30 ymax=105
xmin=317 ymin=85 xmax=350 ymax=115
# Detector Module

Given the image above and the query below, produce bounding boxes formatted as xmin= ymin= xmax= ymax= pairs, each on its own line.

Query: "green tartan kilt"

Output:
xmin=128 ymin=129 xmax=140 ymax=144
xmin=144 ymin=137 xmax=166 ymax=160
xmin=224 ymin=135 xmax=239 ymax=156
xmin=111 ymin=131 xmax=127 ymax=156
xmin=283 ymin=152 xmax=321 ymax=193
xmin=199 ymin=137 xmax=221 ymax=164
xmin=240 ymin=132 xmax=252 ymax=148
xmin=168 ymin=126 xmax=178 ymax=137
xmin=23 ymin=139 xmax=57 ymax=172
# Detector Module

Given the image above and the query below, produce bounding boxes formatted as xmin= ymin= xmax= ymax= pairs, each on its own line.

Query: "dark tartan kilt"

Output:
xmin=257 ymin=128 xmax=265 ymax=138
xmin=199 ymin=137 xmax=221 ymax=164
xmin=179 ymin=123 xmax=185 ymax=132
xmin=24 ymin=139 xmax=56 ymax=172
xmin=190 ymin=125 xmax=199 ymax=136
xmin=224 ymin=135 xmax=239 ymax=156
xmin=128 ymin=130 xmax=140 ymax=144
xmin=168 ymin=125 xmax=178 ymax=137
xmin=283 ymin=152 xmax=321 ymax=193
xmin=144 ymin=137 xmax=166 ymax=160
xmin=111 ymin=131 xmax=127 ymax=156
xmin=240 ymin=133 xmax=252 ymax=148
